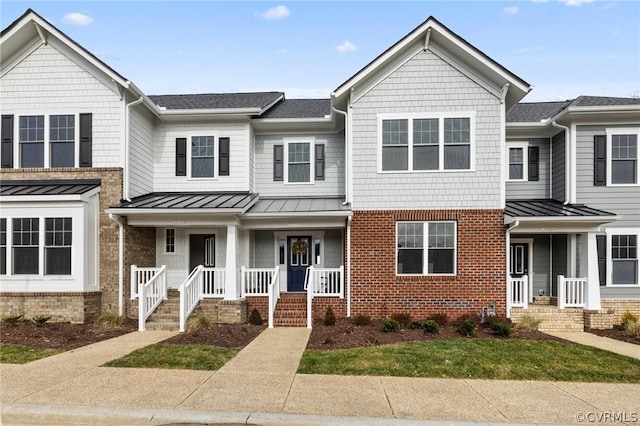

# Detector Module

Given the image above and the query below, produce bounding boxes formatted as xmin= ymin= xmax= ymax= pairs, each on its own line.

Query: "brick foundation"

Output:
xmin=600 ymin=299 xmax=640 ymax=325
xmin=0 ymin=292 xmax=101 ymax=324
xmin=583 ymin=309 xmax=614 ymax=330
xmin=350 ymin=209 xmax=506 ymax=321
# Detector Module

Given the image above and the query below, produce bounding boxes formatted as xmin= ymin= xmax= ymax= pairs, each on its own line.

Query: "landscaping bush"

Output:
xmin=382 ymin=318 xmax=400 ymax=333
xmin=248 ymin=308 xmax=263 ymax=326
xmin=1 ymin=315 xmax=24 ymax=325
xmin=351 ymin=314 xmax=371 ymax=326
xmin=490 ymin=321 xmax=511 ymax=337
xmin=621 ymin=311 xmax=639 ymax=329
xmin=31 ymin=315 xmax=52 ymax=327
xmin=626 ymin=321 xmax=640 ymax=339
xmin=390 ymin=313 xmax=412 ymax=327
xmin=408 ymin=321 xmax=422 ymax=330
xmin=97 ymin=308 xmax=124 ymax=328
xmin=187 ymin=309 xmax=211 ymax=331
xmin=324 ymin=306 xmax=336 ymax=326
xmin=457 ymin=319 xmax=476 ymax=337
xmin=427 ymin=313 xmax=449 ymax=326
xmin=514 ymin=315 xmax=543 ymax=332
xmin=421 ymin=319 xmax=440 ymax=334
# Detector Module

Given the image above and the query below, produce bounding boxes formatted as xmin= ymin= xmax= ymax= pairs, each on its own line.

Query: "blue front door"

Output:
xmin=287 ymin=236 xmax=311 ymax=292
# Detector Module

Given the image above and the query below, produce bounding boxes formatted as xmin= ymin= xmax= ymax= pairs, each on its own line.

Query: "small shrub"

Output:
xmin=626 ymin=320 xmax=640 ymax=339
xmin=490 ymin=321 xmax=511 ymax=337
xmin=382 ymin=318 xmax=400 ymax=333
xmin=187 ymin=309 xmax=211 ymax=331
xmin=457 ymin=319 xmax=476 ymax=337
xmin=324 ymin=306 xmax=337 ymax=326
xmin=351 ymin=314 xmax=371 ymax=326
xmin=428 ymin=313 xmax=449 ymax=326
xmin=248 ymin=308 xmax=263 ymax=326
xmin=1 ymin=314 xmax=24 ymax=325
xmin=514 ymin=315 xmax=543 ymax=332
xmin=408 ymin=321 xmax=422 ymax=330
xmin=390 ymin=313 xmax=412 ymax=327
xmin=621 ymin=311 xmax=639 ymax=329
xmin=31 ymin=315 xmax=52 ymax=327
xmin=97 ymin=308 xmax=124 ymax=328
xmin=421 ymin=319 xmax=440 ymax=334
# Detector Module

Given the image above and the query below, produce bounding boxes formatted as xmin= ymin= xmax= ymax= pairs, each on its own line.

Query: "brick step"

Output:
xmin=275 ymin=304 xmax=307 ymax=310
xmin=145 ymin=321 xmax=180 ymax=331
xmin=274 ymin=318 xmax=307 ymax=327
xmin=148 ymin=313 xmax=180 ymax=321
xmin=274 ymin=310 xmax=307 ymax=318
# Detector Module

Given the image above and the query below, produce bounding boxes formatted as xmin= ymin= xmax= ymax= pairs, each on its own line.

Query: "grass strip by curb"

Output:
xmin=0 ymin=344 xmax=61 ymax=364
xmin=298 ymin=338 xmax=640 ymax=382
xmin=103 ymin=343 xmax=239 ymax=370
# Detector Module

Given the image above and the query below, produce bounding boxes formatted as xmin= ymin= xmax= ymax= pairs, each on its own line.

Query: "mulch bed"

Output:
xmin=587 ymin=325 xmax=640 ymax=345
xmin=0 ymin=319 xmax=137 ymax=351
xmin=163 ymin=324 xmax=266 ymax=348
xmin=305 ymin=318 xmax=569 ymax=350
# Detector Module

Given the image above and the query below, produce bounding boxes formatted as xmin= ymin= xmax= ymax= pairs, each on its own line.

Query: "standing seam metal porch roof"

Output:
xmin=0 ymin=179 xmax=101 ymax=196
xmin=246 ymin=197 xmax=350 ymax=214
xmin=505 ymin=200 xmax=616 ymax=218
xmin=112 ymin=192 xmax=258 ymax=210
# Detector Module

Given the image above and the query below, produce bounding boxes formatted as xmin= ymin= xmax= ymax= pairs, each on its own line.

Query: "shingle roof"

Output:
xmin=112 ymin=192 xmax=258 ymax=210
xmin=0 ymin=179 xmax=101 ymax=196
xmin=572 ymin=96 xmax=640 ymax=107
xmin=148 ymin=92 xmax=283 ymax=110
xmin=247 ymin=197 xmax=350 ymax=214
xmin=258 ymin=99 xmax=331 ymax=119
xmin=507 ymin=96 xmax=640 ymax=123
xmin=505 ymin=200 xmax=616 ymax=218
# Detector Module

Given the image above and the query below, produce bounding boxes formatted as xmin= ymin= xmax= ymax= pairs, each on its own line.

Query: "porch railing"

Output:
xmin=241 ymin=267 xmax=278 ymax=296
xmin=557 ymin=275 xmax=586 ymax=308
xmin=305 ymin=266 xmax=345 ymax=328
xmin=179 ymin=266 xmax=226 ymax=332
xmin=507 ymin=276 xmax=529 ymax=314
xmin=138 ymin=265 xmax=167 ymax=331
xmin=131 ymin=265 xmax=164 ymax=299
xmin=267 ymin=266 xmax=281 ymax=328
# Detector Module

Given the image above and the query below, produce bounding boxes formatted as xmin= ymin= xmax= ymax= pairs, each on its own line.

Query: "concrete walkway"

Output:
xmin=2 ymin=328 xmax=640 ymax=425
xmin=545 ymin=331 xmax=640 ymax=360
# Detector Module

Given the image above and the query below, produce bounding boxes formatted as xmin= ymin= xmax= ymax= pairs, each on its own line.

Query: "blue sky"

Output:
xmin=1 ymin=1 xmax=639 ymax=102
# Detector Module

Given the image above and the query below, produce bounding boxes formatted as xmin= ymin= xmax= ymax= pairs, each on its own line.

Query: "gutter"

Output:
xmin=124 ymin=96 xmax=144 ymax=201
xmin=108 ymin=213 xmax=125 ymax=316
xmin=346 ymin=214 xmax=352 ymax=317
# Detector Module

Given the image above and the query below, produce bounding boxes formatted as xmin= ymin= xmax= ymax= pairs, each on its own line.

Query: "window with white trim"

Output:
xmin=273 ymin=139 xmax=324 ymax=184
xmin=607 ymin=128 xmax=640 ymax=185
xmin=19 ymin=116 xmax=45 ymax=168
xmin=191 ymin=136 xmax=215 ymax=178
xmin=0 ymin=219 xmax=6 ymax=275
xmin=45 ymin=218 xmax=72 ymax=275
xmin=379 ymin=114 xmax=474 ymax=172
xmin=397 ymin=221 xmax=456 ymax=275
xmin=165 ymin=228 xmax=175 ymax=253
xmin=611 ymin=234 xmax=638 ymax=285
xmin=18 ymin=114 xmax=78 ymax=168
xmin=507 ymin=142 xmax=528 ymax=181
xmin=12 ymin=218 xmax=39 ymax=274
xmin=288 ymin=142 xmax=311 ymax=182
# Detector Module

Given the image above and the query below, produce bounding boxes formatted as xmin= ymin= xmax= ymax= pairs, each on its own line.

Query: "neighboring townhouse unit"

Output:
xmin=1 ymin=9 xmax=638 ymax=331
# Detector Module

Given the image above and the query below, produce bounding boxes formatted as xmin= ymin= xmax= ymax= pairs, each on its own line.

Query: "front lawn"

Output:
xmin=0 ymin=344 xmax=61 ymax=364
xmin=298 ymin=338 xmax=640 ymax=382
xmin=103 ymin=343 xmax=239 ymax=370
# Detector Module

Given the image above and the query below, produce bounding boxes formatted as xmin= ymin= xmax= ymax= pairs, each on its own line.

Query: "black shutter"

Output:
xmin=219 ymin=137 xmax=230 ymax=176
xmin=594 ymin=135 xmax=606 ymax=186
xmin=315 ymin=144 xmax=325 ymax=180
xmin=596 ymin=235 xmax=606 ymax=286
xmin=79 ymin=113 xmax=92 ymax=167
xmin=528 ymin=146 xmax=539 ymax=181
xmin=176 ymin=138 xmax=187 ymax=176
xmin=1 ymin=115 xmax=13 ymax=168
xmin=273 ymin=145 xmax=283 ymax=181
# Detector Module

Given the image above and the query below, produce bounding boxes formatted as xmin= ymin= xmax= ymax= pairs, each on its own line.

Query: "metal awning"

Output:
xmin=245 ymin=197 xmax=350 ymax=216
xmin=505 ymin=200 xmax=618 ymax=233
xmin=0 ymin=179 xmax=101 ymax=196
xmin=109 ymin=192 xmax=259 ymax=213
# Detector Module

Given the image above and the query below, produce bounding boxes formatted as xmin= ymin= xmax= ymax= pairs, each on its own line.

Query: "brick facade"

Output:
xmin=349 ymin=209 xmax=506 ymax=320
xmin=0 ymin=292 xmax=101 ymax=324
xmin=601 ymin=299 xmax=640 ymax=325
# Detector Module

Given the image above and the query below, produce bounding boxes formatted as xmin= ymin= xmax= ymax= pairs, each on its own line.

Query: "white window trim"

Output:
xmin=283 ymin=137 xmax=317 ymax=185
xmin=395 ymin=221 xmax=457 ymax=276
xmin=506 ymin=141 xmax=529 ymax=182
xmin=16 ymin=112 xmax=80 ymax=169
xmin=377 ymin=112 xmax=476 ymax=174
xmin=606 ymin=127 xmax=640 ymax=187
xmin=605 ymin=227 xmax=640 ymax=287
xmin=187 ymin=133 xmax=219 ymax=180
xmin=164 ymin=228 xmax=177 ymax=255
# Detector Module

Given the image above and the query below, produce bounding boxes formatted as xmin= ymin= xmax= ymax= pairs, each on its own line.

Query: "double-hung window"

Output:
xmin=379 ymin=113 xmax=474 ymax=172
xmin=19 ymin=116 xmax=45 ymax=168
xmin=397 ymin=221 xmax=456 ymax=275
xmin=191 ymin=136 xmax=215 ymax=178
xmin=17 ymin=114 xmax=79 ymax=168
xmin=601 ymin=128 xmax=640 ymax=186
xmin=288 ymin=142 xmax=311 ymax=182
xmin=49 ymin=115 xmax=75 ymax=168
xmin=45 ymin=218 xmax=72 ymax=275
xmin=273 ymin=139 xmax=325 ymax=183
xmin=611 ymin=233 xmax=638 ymax=285
xmin=506 ymin=142 xmax=528 ymax=181
xmin=12 ymin=218 xmax=39 ymax=274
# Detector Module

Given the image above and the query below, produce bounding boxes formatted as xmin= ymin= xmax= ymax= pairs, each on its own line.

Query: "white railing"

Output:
xmin=306 ymin=266 xmax=345 ymax=328
xmin=557 ymin=275 xmax=586 ymax=308
xmin=241 ymin=267 xmax=277 ymax=296
xmin=131 ymin=265 xmax=164 ymax=299
xmin=267 ymin=266 xmax=281 ymax=328
xmin=507 ymin=275 xmax=529 ymax=314
xmin=138 ymin=265 xmax=167 ymax=331
xmin=179 ymin=266 xmax=226 ymax=332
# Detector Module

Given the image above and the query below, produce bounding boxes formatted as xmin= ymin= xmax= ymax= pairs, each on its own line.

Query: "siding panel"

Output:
xmin=506 ymin=138 xmax=550 ymax=199
xmin=551 ymin=131 xmax=566 ymax=202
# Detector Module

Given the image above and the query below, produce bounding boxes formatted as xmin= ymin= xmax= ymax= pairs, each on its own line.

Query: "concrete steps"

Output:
xmin=274 ymin=293 xmax=307 ymax=327
xmin=511 ymin=306 xmax=585 ymax=331
xmin=145 ymin=291 xmax=180 ymax=331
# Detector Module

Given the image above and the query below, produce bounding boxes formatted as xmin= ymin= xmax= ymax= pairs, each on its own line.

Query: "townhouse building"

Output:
xmin=1 ymin=9 xmax=638 ymax=331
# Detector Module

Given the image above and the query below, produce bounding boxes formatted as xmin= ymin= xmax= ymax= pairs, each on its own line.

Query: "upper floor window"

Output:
xmin=273 ymin=139 xmax=325 ymax=183
xmin=175 ymin=136 xmax=229 ymax=178
xmin=397 ymin=221 xmax=456 ymax=275
xmin=379 ymin=113 xmax=474 ymax=172
xmin=506 ymin=142 xmax=539 ymax=182
xmin=19 ymin=116 xmax=45 ymax=168
xmin=288 ymin=142 xmax=310 ymax=182
xmin=191 ymin=136 xmax=215 ymax=178
xmin=49 ymin=115 xmax=75 ymax=168
xmin=596 ymin=129 xmax=640 ymax=186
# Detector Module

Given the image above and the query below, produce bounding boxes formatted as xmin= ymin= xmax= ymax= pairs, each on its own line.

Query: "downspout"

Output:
xmin=124 ymin=96 xmax=144 ymax=201
xmin=108 ymin=213 xmax=125 ymax=316
xmin=346 ymin=214 xmax=352 ymax=317
xmin=499 ymin=83 xmax=510 ymax=208
xmin=505 ymin=220 xmax=519 ymax=318
xmin=551 ymin=121 xmax=570 ymax=204
xmin=332 ymin=105 xmax=349 ymax=204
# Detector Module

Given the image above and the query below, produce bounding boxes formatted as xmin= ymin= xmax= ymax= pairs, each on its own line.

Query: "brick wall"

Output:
xmin=123 ymin=223 xmax=156 ymax=315
xmin=601 ymin=299 xmax=640 ymax=324
xmin=0 ymin=292 xmax=101 ymax=323
xmin=350 ymin=209 xmax=506 ymax=320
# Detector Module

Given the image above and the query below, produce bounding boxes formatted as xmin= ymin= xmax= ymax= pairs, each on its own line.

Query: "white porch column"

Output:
xmin=580 ymin=232 xmax=601 ymax=310
xmin=568 ymin=234 xmax=577 ymax=278
xmin=225 ymin=224 xmax=238 ymax=300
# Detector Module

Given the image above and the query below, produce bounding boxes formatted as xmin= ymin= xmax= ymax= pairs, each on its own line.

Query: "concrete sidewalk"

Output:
xmin=2 ymin=328 xmax=640 ymax=425
xmin=545 ymin=331 xmax=640 ymax=360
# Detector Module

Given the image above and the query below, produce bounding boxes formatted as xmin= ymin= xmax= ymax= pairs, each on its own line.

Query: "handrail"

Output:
xmin=179 ymin=265 xmax=204 ymax=332
xmin=507 ymin=276 xmax=529 ymax=313
xmin=306 ymin=266 xmax=314 ymax=329
xmin=138 ymin=265 xmax=167 ymax=331
xmin=306 ymin=266 xmax=345 ymax=329
xmin=130 ymin=265 xmax=163 ymax=299
xmin=241 ymin=267 xmax=277 ymax=296
xmin=267 ymin=266 xmax=280 ymax=328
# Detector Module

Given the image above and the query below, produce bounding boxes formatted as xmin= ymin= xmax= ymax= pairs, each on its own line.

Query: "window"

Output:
xmin=50 ymin=115 xmax=75 ymax=168
xmin=12 ymin=218 xmax=39 ymax=274
xmin=379 ymin=113 xmax=474 ymax=172
xmin=397 ymin=221 xmax=456 ymax=275
xmin=509 ymin=147 xmax=525 ymax=180
xmin=0 ymin=219 xmax=6 ymax=275
xmin=288 ymin=142 xmax=310 ymax=182
xmin=45 ymin=218 xmax=72 ymax=275
xmin=204 ymin=236 xmax=215 ymax=267
xmin=273 ymin=140 xmax=325 ymax=183
xmin=191 ymin=136 xmax=215 ymax=178
xmin=611 ymin=134 xmax=637 ymax=184
xmin=165 ymin=229 xmax=175 ymax=253
xmin=19 ymin=116 xmax=44 ymax=168
xmin=612 ymin=234 xmax=638 ymax=285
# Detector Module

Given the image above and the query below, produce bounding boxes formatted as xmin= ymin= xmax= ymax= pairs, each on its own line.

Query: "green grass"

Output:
xmin=298 ymin=339 xmax=640 ymax=383
xmin=0 ymin=344 xmax=61 ymax=364
xmin=103 ymin=343 xmax=239 ymax=370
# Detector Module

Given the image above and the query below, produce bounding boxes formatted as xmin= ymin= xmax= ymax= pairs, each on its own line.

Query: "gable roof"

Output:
xmin=332 ymin=16 xmax=531 ymax=109
xmin=507 ymin=96 xmax=640 ymax=123
xmin=258 ymin=99 xmax=332 ymax=119
xmin=148 ymin=92 xmax=284 ymax=111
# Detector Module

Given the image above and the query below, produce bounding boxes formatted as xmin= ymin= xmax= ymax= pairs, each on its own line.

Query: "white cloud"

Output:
xmin=258 ymin=5 xmax=291 ymax=21
xmin=503 ymin=6 xmax=519 ymax=15
xmin=62 ymin=12 xmax=94 ymax=26
xmin=557 ymin=0 xmax=595 ymax=6
xmin=335 ymin=40 xmax=357 ymax=54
